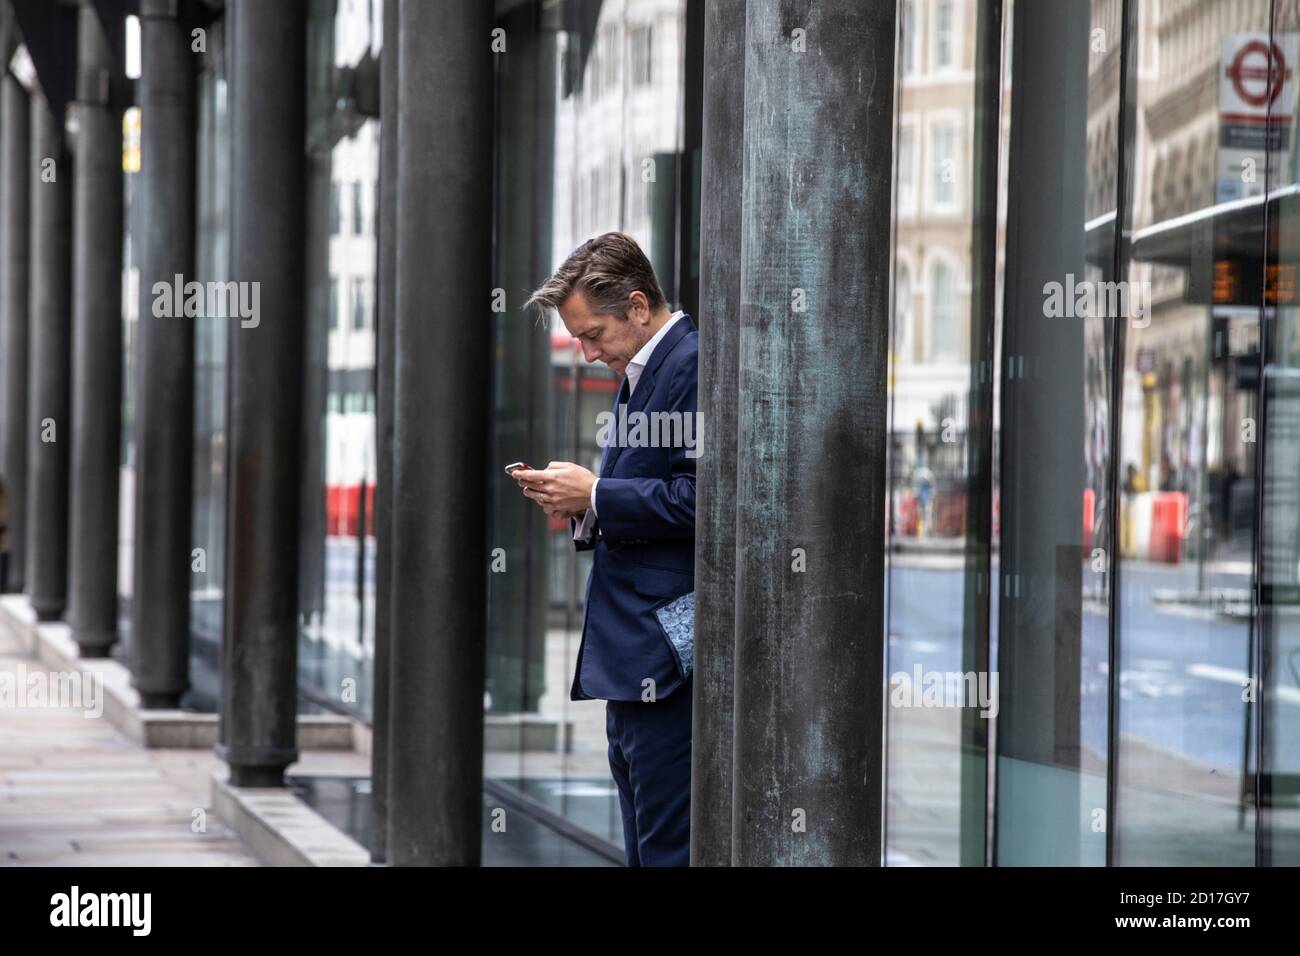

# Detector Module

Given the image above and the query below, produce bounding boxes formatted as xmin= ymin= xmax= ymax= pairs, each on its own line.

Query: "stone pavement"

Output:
xmin=0 ymin=628 xmax=259 ymax=866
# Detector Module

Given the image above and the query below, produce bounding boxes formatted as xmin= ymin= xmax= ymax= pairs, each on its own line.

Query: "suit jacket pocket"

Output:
xmin=631 ymin=564 xmax=693 ymax=598
xmin=653 ymin=591 xmax=694 ymax=679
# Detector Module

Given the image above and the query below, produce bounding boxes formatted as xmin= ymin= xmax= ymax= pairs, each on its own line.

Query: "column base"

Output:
xmin=73 ymin=630 xmax=118 ymax=658
xmin=137 ymin=690 xmax=184 ymax=710
xmin=31 ymin=599 xmax=65 ymax=622
xmin=228 ymin=764 xmax=288 ymax=789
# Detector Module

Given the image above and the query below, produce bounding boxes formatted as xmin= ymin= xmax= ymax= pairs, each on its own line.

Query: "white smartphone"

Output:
xmin=504 ymin=461 xmax=532 ymax=476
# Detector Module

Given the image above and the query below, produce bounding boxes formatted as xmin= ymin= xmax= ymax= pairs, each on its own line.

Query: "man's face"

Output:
xmin=558 ymin=290 xmax=650 ymax=376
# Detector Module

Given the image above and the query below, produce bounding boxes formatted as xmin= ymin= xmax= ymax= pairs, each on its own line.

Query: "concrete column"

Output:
xmin=217 ymin=0 xmax=308 ymax=788
xmin=0 ymin=76 xmax=30 ymax=593
xmin=26 ymin=95 xmax=72 ymax=620
xmin=731 ymin=0 xmax=894 ymax=866
xmin=69 ymin=0 xmax=125 ymax=656
xmin=386 ymin=0 xmax=492 ymax=866
xmin=369 ymin=0 xmax=397 ymax=863
xmin=132 ymin=0 xmax=196 ymax=707
xmin=691 ymin=0 xmax=745 ymax=868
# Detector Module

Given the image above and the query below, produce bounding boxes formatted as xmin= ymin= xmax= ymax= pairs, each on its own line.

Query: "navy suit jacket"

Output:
xmin=570 ymin=315 xmax=699 ymax=702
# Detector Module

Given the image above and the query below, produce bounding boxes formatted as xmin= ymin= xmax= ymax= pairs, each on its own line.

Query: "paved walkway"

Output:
xmin=0 ymin=628 xmax=259 ymax=866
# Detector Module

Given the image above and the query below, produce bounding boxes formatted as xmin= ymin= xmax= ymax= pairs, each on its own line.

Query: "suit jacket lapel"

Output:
xmin=604 ymin=366 xmax=652 ymax=476
xmin=601 ymin=314 xmax=693 ymax=476
xmin=599 ymin=375 xmax=629 ymax=478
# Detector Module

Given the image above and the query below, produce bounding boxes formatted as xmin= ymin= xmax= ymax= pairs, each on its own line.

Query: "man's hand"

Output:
xmin=513 ymin=462 xmax=597 ymax=520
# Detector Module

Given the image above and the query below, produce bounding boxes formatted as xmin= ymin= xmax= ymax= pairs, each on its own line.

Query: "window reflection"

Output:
xmin=1115 ymin=0 xmax=1273 ymax=866
xmin=887 ymin=0 xmax=994 ymax=866
xmin=296 ymin=0 xmax=381 ymax=719
xmin=487 ymin=0 xmax=690 ymax=853
xmin=191 ymin=53 xmax=229 ymax=665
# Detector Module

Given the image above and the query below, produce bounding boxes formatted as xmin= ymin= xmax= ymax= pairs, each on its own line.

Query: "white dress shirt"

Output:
xmin=573 ymin=311 xmax=686 ymax=541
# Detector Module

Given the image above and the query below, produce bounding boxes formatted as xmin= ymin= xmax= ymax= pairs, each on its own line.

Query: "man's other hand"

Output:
xmin=514 ymin=461 xmax=597 ymax=519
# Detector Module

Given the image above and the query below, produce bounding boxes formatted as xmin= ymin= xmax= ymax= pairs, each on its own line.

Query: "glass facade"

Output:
xmin=1114 ymin=0 xmax=1268 ymax=866
xmin=486 ymin=0 xmax=695 ymax=850
xmin=296 ymin=0 xmax=381 ymax=720
xmin=94 ymin=0 xmax=1300 ymax=864
xmin=191 ymin=22 xmax=229 ymax=702
xmin=885 ymin=0 xmax=1300 ymax=865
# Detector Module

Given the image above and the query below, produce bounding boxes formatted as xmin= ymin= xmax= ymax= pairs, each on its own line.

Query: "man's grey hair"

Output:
xmin=525 ymin=231 xmax=667 ymax=319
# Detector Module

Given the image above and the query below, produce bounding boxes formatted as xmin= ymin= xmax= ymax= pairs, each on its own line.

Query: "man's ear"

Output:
xmin=628 ymin=291 xmax=649 ymax=322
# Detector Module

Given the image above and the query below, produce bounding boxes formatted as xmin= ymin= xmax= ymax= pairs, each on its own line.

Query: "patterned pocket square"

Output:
xmin=655 ymin=590 xmax=694 ymax=679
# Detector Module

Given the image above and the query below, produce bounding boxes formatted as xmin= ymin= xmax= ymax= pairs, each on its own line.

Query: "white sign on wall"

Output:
xmin=1217 ymin=33 xmax=1300 ymax=203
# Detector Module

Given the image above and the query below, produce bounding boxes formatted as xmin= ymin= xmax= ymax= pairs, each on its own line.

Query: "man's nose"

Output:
xmin=582 ymin=342 xmax=599 ymax=363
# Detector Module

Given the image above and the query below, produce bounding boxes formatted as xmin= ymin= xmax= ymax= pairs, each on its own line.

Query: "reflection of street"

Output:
xmin=483 ymin=627 xmax=619 ymax=848
xmin=888 ymin=558 xmax=1268 ymax=775
xmin=323 ymin=534 xmax=374 ymax=588
xmin=887 ymin=552 xmax=1281 ymax=863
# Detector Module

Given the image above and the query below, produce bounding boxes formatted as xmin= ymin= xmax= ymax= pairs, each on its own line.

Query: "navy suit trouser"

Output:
xmin=605 ymin=676 xmax=693 ymax=867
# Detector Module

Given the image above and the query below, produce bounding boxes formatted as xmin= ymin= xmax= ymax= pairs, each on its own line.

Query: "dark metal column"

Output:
xmin=132 ymin=0 xmax=196 ymax=707
xmin=26 ymin=93 xmax=72 ymax=620
xmin=386 ymin=0 xmax=492 ymax=866
xmin=217 ymin=0 xmax=308 ymax=788
xmin=691 ymin=0 xmax=745 ymax=868
xmin=0 ymin=75 xmax=30 ymax=593
xmin=731 ymin=0 xmax=895 ymax=866
xmin=69 ymin=0 xmax=124 ymax=656
xmin=369 ymin=0 xmax=397 ymax=863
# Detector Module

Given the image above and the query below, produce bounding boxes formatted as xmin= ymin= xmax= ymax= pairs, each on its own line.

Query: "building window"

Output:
xmin=895 ymin=262 xmax=913 ymax=361
xmin=329 ymin=182 xmax=341 ymax=235
xmin=329 ymin=277 xmax=339 ymax=331
xmin=628 ymin=159 xmax=644 ymax=228
xmin=928 ymin=121 xmax=959 ymax=212
xmin=352 ymin=181 xmax=364 ymax=235
xmin=928 ymin=260 xmax=957 ymax=361
xmin=898 ymin=124 xmax=916 ymax=215
xmin=933 ymin=0 xmax=955 ymax=72
xmin=631 ymin=24 xmax=653 ymax=87
xmin=901 ymin=0 xmax=917 ymax=76
xmin=603 ymin=25 xmax=618 ymax=93
xmin=586 ymin=42 xmax=600 ymax=100
xmin=589 ymin=24 xmax=618 ymax=100
xmin=351 ymin=278 xmax=368 ymax=331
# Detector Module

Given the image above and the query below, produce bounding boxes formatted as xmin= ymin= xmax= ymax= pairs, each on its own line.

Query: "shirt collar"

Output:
xmin=624 ymin=310 xmax=686 ymax=385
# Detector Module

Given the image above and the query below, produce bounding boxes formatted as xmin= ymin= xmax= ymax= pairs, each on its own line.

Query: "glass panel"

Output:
xmin=119 ymin=106 xmax=141 ymax=652
xmin=487 ymin=0 xmax=691 ymax=854
xmin=297 ymin=0 xmax=381 ymax=719
xmin=886 ymin=0 xmax=1001 ymax=867
xmin=992 ymin=0 xmax=1119 ymax=866
xmin=1115 ymin=0 xmax=1272 ymax=865
xmin=1258 ymin=2 xmax=1300 ymax=866
xmin=190 ymin=27 xmax=230 ymax=708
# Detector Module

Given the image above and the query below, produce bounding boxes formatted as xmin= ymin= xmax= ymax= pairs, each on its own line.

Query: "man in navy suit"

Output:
xmin=514 ymin=232 xmax=698 ymax=867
